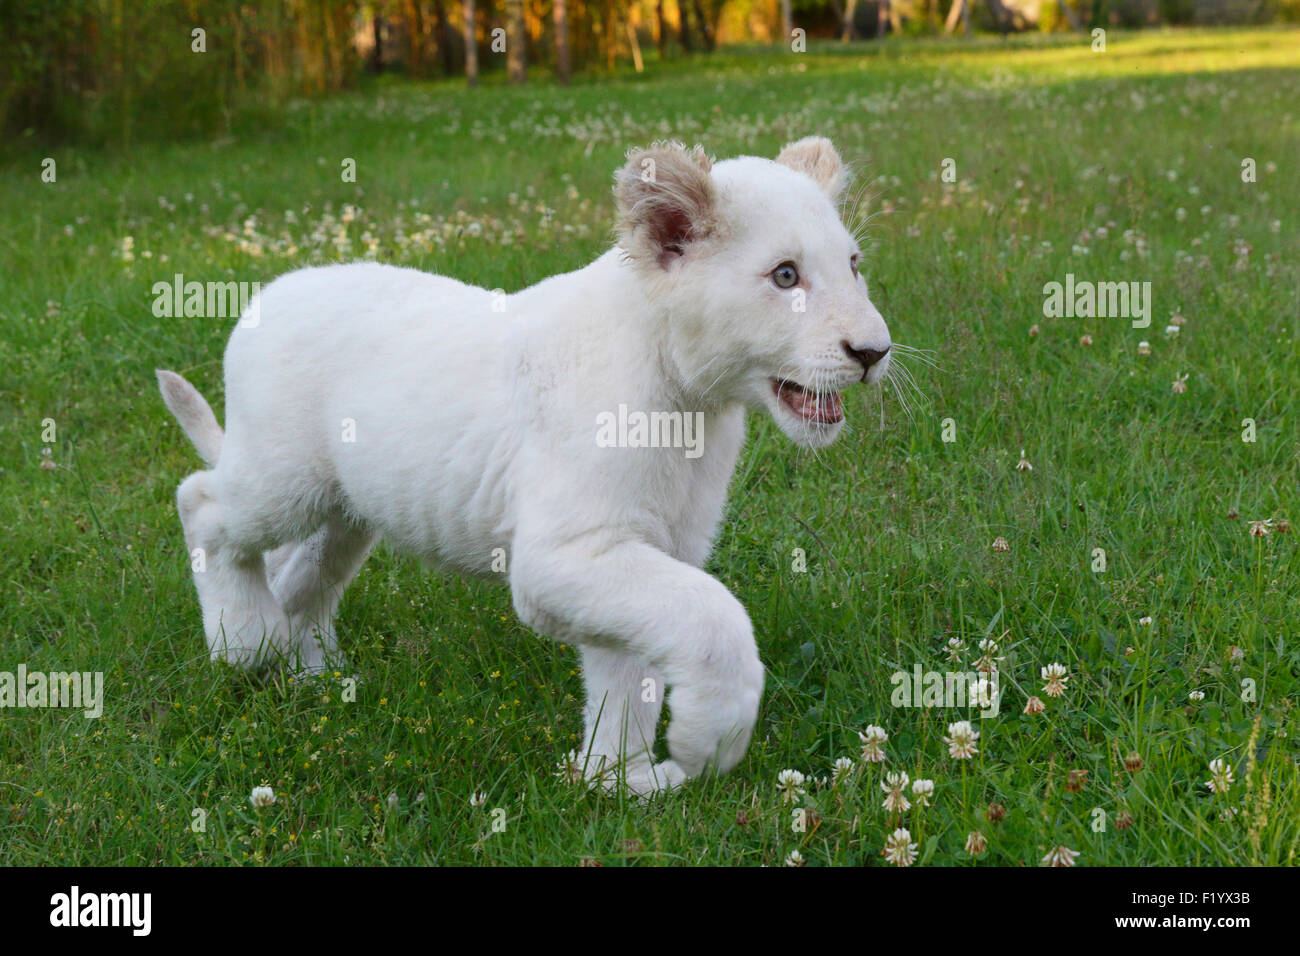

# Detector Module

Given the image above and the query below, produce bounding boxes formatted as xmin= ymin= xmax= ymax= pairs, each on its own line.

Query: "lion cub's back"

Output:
xmin=224 ymin=260 xmax=489 ymax=383
xmin=218 ymin=261 xmax=516 ymax=559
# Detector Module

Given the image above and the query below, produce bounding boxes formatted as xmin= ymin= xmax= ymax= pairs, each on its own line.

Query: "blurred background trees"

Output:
xmin=3 ymin=0 xmax=1297 ymax=145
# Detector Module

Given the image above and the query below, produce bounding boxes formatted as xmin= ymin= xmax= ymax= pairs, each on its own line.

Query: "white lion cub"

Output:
xmin=158 ymin=137 xmax=892 ymax=794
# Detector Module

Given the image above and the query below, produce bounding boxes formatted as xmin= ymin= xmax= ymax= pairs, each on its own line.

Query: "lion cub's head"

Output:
xmin=614 ymin=137 xmax=892 ymax=448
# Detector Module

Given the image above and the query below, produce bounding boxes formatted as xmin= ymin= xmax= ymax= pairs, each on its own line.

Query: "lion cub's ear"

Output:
xmin=614 ymin=142 xmax=717 ymax=269
xmin=775 ymin=136 xmax=846 ymax=201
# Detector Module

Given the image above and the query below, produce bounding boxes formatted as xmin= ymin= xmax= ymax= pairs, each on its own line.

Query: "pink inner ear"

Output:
xmin=657 ymin=246 xmax=684 ymax=269
xmin=651 ymin=206 xmax=693 ymax=269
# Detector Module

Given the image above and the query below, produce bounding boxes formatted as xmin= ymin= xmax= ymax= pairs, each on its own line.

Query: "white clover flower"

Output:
xmin=970 ymin=676 xmax=997 ymax=708
xmin=470 ymin=790 xmax=487 ymax=807
xmin=777 ymin=769 xmax=807 ymax=803
xmin=858 ymin=725 xmax=888 ymax=763
xmin=1189 ymin=690 xmax=1206 ymax=702
xmin=944 ymin=720 xmax=980 ymax=759
xmin=249 ymin=785 xmax=276 ymax=808
xmin=973 ymin=637 xmax=1004 ymax=675
xmin=881 ymin=771 xmax=911 ymax=813
xmin=883 ymin=827 xmax=918 ymax=867
xmin=831 ymin=756 xmax=855 ymax=784
xmin=912 ymin=779 xmax=935 ymax=807
xmin=965 ymin=831 xmax=987 ymax=855
xmin=1206 ymin=759 xmax=1234 ymax=794
xmin=1042 ymin=846 xmax=1080 ymax=867
xmin=1041 ymin=662 xmax=1069 ymax=697
xmin=556 ymin=750 xmax=585 ymax=785
xmin=784 ymin=849 xmax=805 ymax=867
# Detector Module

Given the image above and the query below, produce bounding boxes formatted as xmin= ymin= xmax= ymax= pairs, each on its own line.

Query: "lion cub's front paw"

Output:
xmin=621 ymin=758 xmax=688 ymax=798
xmin=556 ymin=752 xmax=688 ymax=799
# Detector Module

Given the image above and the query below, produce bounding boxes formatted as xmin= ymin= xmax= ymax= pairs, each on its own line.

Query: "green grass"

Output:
xmin=1 ymin=27 xmax=1298 ymax=866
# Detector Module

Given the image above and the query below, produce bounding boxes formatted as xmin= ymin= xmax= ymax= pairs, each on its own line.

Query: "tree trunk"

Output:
xmin=506 ymin=0 xmax=526 ymax=82
xmin=601 ymin=0 xmax=613 ymax=69
xmin=780 ymin=0 xmax=792 ymax=44
xmin=986 ymin=0 xmax=1013 ymax=33
xmin=405 ymin=0 xmax=423 ymax=76
xmin=433 ymin=0 xmax=454 ymax=75
xmin=944 ymin=0 xmax=974 ymax=33
xmin=626 ymin=21 xmax=644 ymax=71
xmin=657 ymin=0 xmax=667 ymax=58
xmin=233 ymin=9 xmax=245 ymax=90
xmin=1057 ymin=0 xmax=1082 ymax=30
xmin=555 ymin=0 xmax=571 ymax=83
xmin=692 ymin=0 xmax=714 ymax=51
xmin=371 ymin=15 xmax=384 ymax=73
xmin=679 ymin=0 xmax=694 ymax=53
xmin=463 ymin=0 xmax=478 ymax=85
xmin=842 ymin=0 xmax=858 ymax=40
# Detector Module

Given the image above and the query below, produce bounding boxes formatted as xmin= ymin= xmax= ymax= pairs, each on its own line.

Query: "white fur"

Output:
xmin=158 ymin=138 xmax=891 ymax=795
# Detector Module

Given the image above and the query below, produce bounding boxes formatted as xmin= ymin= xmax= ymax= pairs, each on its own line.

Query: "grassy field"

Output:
xmin=1 ymin=27 xmax=1298 ymax=866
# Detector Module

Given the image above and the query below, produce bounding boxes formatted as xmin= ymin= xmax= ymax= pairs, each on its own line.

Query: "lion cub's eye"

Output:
xmin=850 ymin=254 xmax=860 ymax=277
xmin=771 ymin=262 xmax=800 ymax=289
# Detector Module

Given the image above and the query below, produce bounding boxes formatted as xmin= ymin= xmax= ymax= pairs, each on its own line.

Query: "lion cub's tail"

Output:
xmin=156 ymin=369 xmax=224 ymax=466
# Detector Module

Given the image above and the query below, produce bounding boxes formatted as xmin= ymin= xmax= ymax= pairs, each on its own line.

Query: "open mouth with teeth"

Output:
xmin=772 ymin=379 xmax=845 ymax=425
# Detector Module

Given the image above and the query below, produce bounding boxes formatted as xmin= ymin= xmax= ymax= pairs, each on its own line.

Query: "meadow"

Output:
xmin=1 ymin=27 xmax=1297 ymax=866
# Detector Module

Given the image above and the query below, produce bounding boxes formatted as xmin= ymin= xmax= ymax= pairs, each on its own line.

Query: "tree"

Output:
xmin=433 ymin=0 xmax=455 ymax=75
xmin=829 ymin=0 xmax=861 ymax=39
xmin=692 ymin=0 xmax=716 ymax=51
xmin=506 ymin=0 xmax=527 ymax=82
xmin=370 ymin=13 xmax=385 ymax=72
xmin=404 ymin=0 xmax=423 ymax=75
xmin=555 ymin=0 xmax=571 ymax=83
xmin=944 ymin=0 xmax=972 ymax=34
xmin=464 ymin=0 xmax=479 ymax=86
xmin=986 ymin=0 xmax=1015 ymax=33
xmin=1057 ymin=0 xmax=1083 ymax=30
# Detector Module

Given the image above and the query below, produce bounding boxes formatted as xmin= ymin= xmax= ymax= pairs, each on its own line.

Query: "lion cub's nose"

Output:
xmin=843 ymin=341 xmax=891 ymax=376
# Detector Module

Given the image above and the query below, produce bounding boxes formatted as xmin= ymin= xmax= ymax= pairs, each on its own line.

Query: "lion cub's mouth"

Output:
xmin=772 ymin=379 xmax=844 ymax=425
